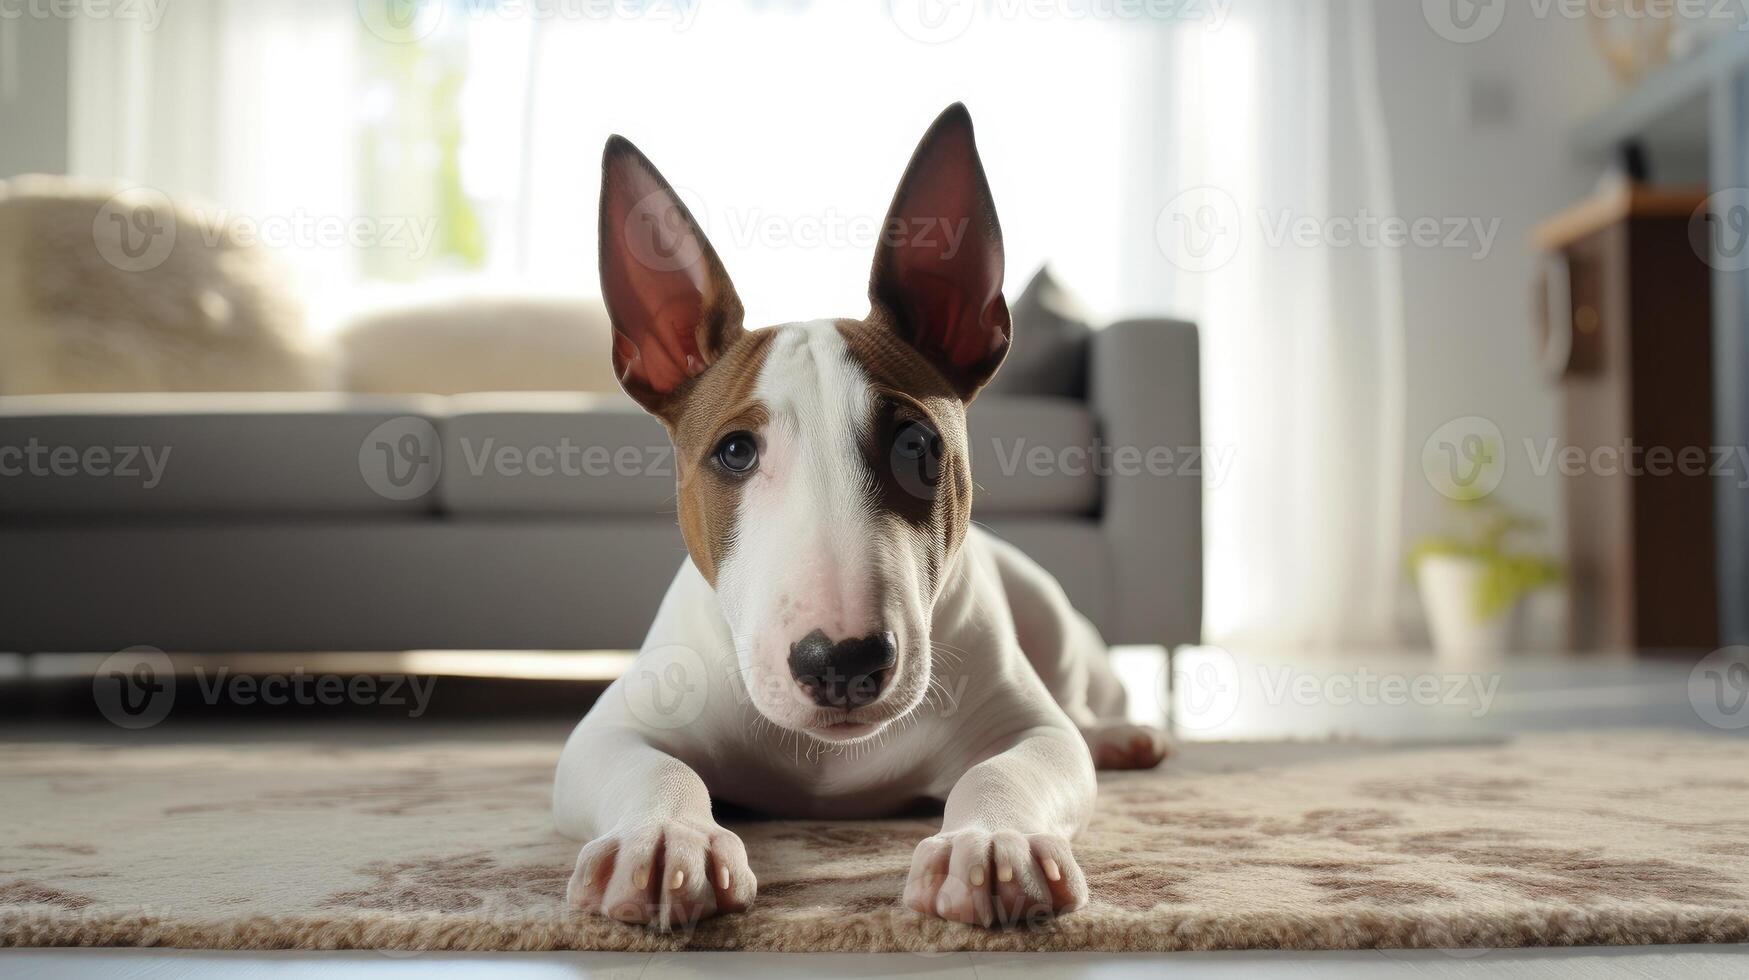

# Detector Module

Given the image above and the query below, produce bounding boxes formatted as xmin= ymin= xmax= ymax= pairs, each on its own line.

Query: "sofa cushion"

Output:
xmin=436 ymin=392 xmax=676 ymax=515
xmin=967 ymin=396 xmax=1100 ymax=516
xmin=0 ymin=178 xmax=327 ymax=396
xmin=337 ymin=295 xmax=622 ymax=396
xmin=0 ymin=393 xmax=445 ymax=517
xmin=982 ymin=266 xmax=1090 ymax=400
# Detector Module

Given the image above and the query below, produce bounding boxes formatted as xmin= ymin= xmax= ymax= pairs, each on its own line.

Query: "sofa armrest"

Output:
xmin=1090 ymin=318 xmax=1203 ymax=647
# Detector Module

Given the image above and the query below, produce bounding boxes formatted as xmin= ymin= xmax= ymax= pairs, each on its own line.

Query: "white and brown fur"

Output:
xmin=554 ymin=104 xmax=1169 ymax=930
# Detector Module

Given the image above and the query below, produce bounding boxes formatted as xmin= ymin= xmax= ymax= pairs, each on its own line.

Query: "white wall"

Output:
xmin=0 ymin=16 xmax=71 ymax=177
xmin=1366 ymin=4 xmax=1615 ymax=641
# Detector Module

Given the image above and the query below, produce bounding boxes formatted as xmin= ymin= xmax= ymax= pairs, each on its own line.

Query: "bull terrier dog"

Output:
xmin=554 ymin=103 xmax=1170 ymax=930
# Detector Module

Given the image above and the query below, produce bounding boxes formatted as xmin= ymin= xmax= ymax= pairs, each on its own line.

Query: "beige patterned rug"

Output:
xmin=4 ymin=730 xmax=1748 ymax=952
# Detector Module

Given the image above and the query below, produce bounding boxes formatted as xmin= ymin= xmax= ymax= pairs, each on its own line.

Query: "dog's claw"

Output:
xmin=566 ymin=818 xmax=755 ymax=928
xmin=905 ymin=829 xmax=1086 ymax=927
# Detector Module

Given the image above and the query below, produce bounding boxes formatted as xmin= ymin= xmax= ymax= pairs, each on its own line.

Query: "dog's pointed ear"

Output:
xmin=599 ymin=135 xmax=745 ymax=420
xmin=868 ymin=103 xmax=1009 ymax=402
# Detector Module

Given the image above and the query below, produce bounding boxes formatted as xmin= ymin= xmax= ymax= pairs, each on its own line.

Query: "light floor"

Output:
xmin=6 ymin=947 xmax=1749 ymax=979
xmin=4 ymin=647 xmax=1744 ymax=978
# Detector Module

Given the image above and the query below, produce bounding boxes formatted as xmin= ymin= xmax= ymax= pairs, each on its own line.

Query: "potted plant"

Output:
xmin=1409 ymin=498 xmax=1563 ymax=664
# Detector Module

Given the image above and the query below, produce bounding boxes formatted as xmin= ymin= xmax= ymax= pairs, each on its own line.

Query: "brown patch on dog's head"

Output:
xmin=838 ymin=314 xmax=972 ymax=605
xmin=666 ymin=328 xmax=774 ymax=584
xmin=597 ymin=131 xmax=779 ymax=584
xmin=832 ymin=101 xmax=1010 ymax=603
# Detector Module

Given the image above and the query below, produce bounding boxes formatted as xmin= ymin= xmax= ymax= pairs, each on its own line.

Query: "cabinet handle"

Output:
xmin=1541 ymin=253 xmax=1574 ymax=379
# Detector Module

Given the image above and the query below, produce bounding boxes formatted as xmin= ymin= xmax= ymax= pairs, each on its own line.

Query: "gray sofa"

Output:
xmin=0 ymin=320 xmax=1201 ymax=655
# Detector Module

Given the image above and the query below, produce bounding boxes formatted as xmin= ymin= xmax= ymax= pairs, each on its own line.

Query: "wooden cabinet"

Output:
xmin=1535 ymin=186 xmax=1718 ymax=652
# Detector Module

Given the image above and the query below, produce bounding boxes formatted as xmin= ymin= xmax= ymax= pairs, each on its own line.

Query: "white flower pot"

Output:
xmin=1417 ymin=554 xmax=1524 ymax=666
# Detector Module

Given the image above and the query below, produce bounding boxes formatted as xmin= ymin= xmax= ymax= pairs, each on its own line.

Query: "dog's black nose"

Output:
xmin=788 ymin=629 xmax=897 ymax=708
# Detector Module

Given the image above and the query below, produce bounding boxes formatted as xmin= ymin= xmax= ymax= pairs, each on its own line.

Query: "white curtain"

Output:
xmin=63 ymin=0 xmax=1408 ymax=649
xmin=1141 ymin=0 xmax=1407 ymax=648
xmin=69 ymin=0 xmax=359 ymax=308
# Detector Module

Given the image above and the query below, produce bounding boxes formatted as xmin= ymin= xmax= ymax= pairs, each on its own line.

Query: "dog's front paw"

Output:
xmin=903 ymin=829 xmax=1086 ymax=927
xmin=565 ymin=817 xmax=755 ymax=930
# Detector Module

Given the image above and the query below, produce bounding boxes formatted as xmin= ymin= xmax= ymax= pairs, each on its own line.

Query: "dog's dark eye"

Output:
xmin=892 ymin=419 xmax=941 ymax=488
xmin=714 ymin=431 xmax=758 ymax=474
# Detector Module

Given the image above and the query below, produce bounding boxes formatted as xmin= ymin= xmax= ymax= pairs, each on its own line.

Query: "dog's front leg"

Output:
xmin=905 ymin=725 xmax=1097 ymax=926
xmin=554 ymin=722 xmax=754 ymax=929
